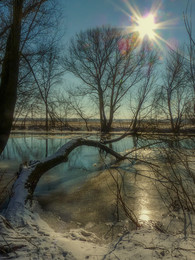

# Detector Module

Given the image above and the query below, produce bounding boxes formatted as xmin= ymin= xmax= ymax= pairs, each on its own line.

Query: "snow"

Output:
xmin=0 ymin=206 xmax=195 ymax=259
xmin=3 ymin=139 xmax=81 ymax=226
xmin=4 ymin=165 xmax=33 ymax=226
xmin=1 ymin=139 xmax=195 ymax=259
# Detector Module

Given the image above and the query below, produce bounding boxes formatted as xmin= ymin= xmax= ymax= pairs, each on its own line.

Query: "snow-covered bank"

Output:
xmin=1 ymin=136 xmax=195 ymax=259
xmin=0 ymin=206 xmax=195 ymax=260
xmin=1 ymin=171 xmax=195 ymax=260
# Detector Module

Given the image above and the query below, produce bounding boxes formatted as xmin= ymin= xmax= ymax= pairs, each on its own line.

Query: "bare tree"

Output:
xmin=0 ymin=0 xmax=63 ymax=154
xmin=63 ymin=27 xmax=153 ymax=133
xmin=184 ymin=1 xmax=195 ymax=92
xmin=66 ymin=88 xmax=96 ymax=131
xmin=150 ymin=138 xmax=195 ymax=236
xmin=4 ymin=138 xmax=126 ymax=225
xmin=0 ymin=0 xmax=24 ymax=155
xmin=49 ymin=91 xmax=74 ymax=130
xmin=183 ymin=1 xmax=195 ymax=121
xmin=23 ymin=44 xmax=64 ymax=131
xmin=155 ymin=49 xmax=190 ymax=133
xmin=129 ymin=49 xmax=158 ymax=133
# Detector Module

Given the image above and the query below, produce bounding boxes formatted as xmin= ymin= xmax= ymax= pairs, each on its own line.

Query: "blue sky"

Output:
xmin=58 ymin=0 xmax=194 ymax=118
xmin=60 ymin=0 xmax=194 ymax=47
xmin=60 ymin=0 xmax=194 ymax=82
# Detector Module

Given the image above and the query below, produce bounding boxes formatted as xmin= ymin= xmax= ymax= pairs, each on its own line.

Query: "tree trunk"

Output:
xmin=167 ymin=94 xmax=176 ymax=133
xmin=107 ymin=109 xmax=114 ymax=133
xmin=0 ymin=0 xmax=23 ymax=155
xmin=132 ymin=116 xmax=140 ymax=134
xmin=101 ymin=121 xmax=110 ymax=133
xmin=84 ymin=118 xmax=90 ymax=131
xmin=5 ymin=138 xmax=124 ymax=226
xmin=98 ymin=88 xmax=109 ymax=133
xmin=45 ymin=102 xmax=49 ymax=131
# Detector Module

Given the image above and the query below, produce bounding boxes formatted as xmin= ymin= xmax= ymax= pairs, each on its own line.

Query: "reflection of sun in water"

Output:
xmin=139 ymin=206 xmax=150 ymax=222
xmin=137 ymin=190 xmax=151 ymax=222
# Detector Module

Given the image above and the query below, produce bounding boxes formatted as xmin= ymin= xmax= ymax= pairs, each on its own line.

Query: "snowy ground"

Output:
xmin=0 ymin=170 xmax=195 ymax=259
xmin=0 ymin=203 xmax=195 ymax=260
xmin=0 ymin=138 xmax=195 ymax=259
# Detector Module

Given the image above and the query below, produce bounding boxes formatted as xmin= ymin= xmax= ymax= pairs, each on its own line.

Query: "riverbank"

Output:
xmin=0 ymin=133 xmax=195 ymax=259
xmin=1 ymin=164 xmax=194 ymax=259
xmin=11 ymin=117 xmax=195 ymax=136
xmin=0 ymin=204 xmax=195 ymax=260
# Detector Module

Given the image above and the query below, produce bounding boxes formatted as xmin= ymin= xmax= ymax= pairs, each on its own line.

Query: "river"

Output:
xmin=0 ymin=132 xmax=194 ymax=238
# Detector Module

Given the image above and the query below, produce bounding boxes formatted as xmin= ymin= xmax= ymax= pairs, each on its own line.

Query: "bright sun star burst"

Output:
xmin=136 ymin=14 xmax=157 ymax=40
xmin=115 ymin=0 xmax=178 ymax=50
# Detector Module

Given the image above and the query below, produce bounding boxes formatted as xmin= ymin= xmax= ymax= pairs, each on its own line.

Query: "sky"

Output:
xmin=58 ymin=0 xmax=194 ymax=118
xmin=61 ymin=0 xmax=194 ymax=47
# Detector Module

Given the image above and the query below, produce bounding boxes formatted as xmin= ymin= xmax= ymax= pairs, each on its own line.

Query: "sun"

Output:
xmin=115 ymin=1 xmax=178 ymax=49
xmin=136 ymin=14 xmax=157 ymax=40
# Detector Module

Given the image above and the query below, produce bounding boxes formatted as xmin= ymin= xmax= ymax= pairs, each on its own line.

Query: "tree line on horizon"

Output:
xmin=0 ymin=0 xmax=194 ymax=155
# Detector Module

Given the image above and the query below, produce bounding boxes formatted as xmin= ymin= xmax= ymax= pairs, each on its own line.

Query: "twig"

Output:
xmin=102 ymin=231 xmax=129 ymax=260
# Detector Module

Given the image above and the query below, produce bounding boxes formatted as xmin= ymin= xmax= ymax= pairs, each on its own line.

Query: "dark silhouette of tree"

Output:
xmin=5 ymin=137 xmax=142 ymax=228
xmin=63 ymin=27 xmax=151 ymax=133
xmin=0 ymin=0 xmax=24 ymax=155
xmin=129 ymin=49 xmax=158 ymax=133
xmin=183 ymin=1 xmax=195 ymax=120
xmin=23 ymin=44 xmax=64 ymax=131
xmin=0 ymin=0 xmax=63 ymax=153
xmin=155 ymin=49 xmax=190 ymax=133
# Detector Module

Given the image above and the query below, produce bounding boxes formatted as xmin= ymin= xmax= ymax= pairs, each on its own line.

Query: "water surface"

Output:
xmin=1 ymin=133 xmax=194 ymax=235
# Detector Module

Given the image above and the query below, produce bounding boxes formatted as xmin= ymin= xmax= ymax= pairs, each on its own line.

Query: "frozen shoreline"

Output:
xmin=0 ymin=173 xmax=195 ymax=259
xmin=1 ymin=135 xmax=195 ymax=259
xmin=1 ymin=169 xmax=195 ymax=259
xmin=0 ymin=205 xmax=195 ymax=260
xmin=10 ymin=129 xmax=195 ymax=137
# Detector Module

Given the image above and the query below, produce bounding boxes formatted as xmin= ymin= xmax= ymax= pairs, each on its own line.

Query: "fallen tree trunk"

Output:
xmin=4 ymin=138 xmax=125 ymax=226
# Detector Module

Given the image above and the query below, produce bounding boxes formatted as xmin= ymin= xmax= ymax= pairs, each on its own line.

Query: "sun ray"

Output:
xmin=155 ymin=33 xmax=176 ymax=49
xmin=156 ymin=18 xmax=179 ymax=29
xmin=126 ymin=3 xmax=142 ymax=21
xmin=112 ymin=0 xmax=178 ymax=51
xmin=150 ymin=1 xmax=162 ymax=15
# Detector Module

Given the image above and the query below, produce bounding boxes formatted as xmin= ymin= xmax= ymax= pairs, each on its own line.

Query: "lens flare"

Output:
xmin=114 ymin=0 xmax=178 ymax=50
xmin=136 ymin=14 xmax=157 ymax=40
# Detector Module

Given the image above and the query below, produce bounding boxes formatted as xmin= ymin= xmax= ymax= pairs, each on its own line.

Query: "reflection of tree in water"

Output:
xmin=45 ymin=136 xmax=63 ymax=158
xmin=97 ymin=135 xmax=151 ymax=226
xmin=2 ymin=134 xmax=195 ymax=236
xmin=0 ymin=134 xmax=71 ymax=162
xmin=98 ymin=134 xmax=195 ymax=232
xmin=36 ymin=140 xmax=113 ymax=195
xmin=67 ymin=145 xmax=108 ymax=171
xmin=1 ymin=137 xmax=27 ymax=161
xmin=163 ymin=136 xmax=181 ymax=149
xmin=45 ymin=137 xmax=49 ymax=158
xmin=138 ymin=135 xmax=195 ymax=236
